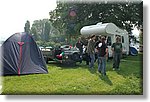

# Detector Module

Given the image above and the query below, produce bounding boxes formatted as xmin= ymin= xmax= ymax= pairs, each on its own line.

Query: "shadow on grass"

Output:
xmin=99 ymin=74 xmax=113 ymax=86
xmin=115 ymin=60 xmax=143 ymax=79
xmin=53 ymin=61 xmax=91 ymax=69
xmin=88 ymin=68 xmax=97 ymax=74
xmin=109 ymin=54 xmax=143 ymax=79
xmin=56 ymin=64 xmax=78 ymax=69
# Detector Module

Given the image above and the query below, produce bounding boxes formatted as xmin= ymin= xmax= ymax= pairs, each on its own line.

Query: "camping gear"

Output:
xmin=1 ymin=32 xmax=48 ymax=75
xmin=129 ymin=46 xmax=138 ymax=56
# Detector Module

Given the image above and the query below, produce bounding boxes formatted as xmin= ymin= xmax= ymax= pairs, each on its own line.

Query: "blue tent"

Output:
xmin=1 ymin=32 xmax=48 ymax=75
xmin=130 ymin=46 xmax=138 ymax=56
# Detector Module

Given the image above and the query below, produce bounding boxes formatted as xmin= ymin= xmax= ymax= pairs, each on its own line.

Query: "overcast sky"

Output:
xmin=0 ymin=0 xmax=57 ymax=40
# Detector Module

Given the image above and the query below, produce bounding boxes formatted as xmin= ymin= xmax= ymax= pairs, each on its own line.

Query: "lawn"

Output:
xmin=1 ymin=54 xmax=143 ymax=95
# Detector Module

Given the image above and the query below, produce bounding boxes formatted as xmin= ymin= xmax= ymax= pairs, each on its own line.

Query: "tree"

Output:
xmin=31 ymin=26 xmax=39 ymax=41
xmin=49 ymin=1 xmax=143 ymax=36
xmin=24 ymin=20 xmax=31 ymax=34
xmin=31 ymin=19 xmax=51 ymax=41
xmin=43 ymin=21 xmax=51 ymax=41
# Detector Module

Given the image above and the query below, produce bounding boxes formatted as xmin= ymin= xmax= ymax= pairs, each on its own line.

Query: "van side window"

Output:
xmin=107 ymin=36 xmax=111 ymax=46
xmin=122 ymin=36 xmax=124 ymax=43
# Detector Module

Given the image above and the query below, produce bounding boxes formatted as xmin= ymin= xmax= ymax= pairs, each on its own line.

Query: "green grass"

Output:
xmin=1 ymin=54 xmax=143 ymax=95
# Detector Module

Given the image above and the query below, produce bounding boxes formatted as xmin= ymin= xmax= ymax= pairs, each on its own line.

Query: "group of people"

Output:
xmin=76 ymin=34 xmax=123 ymax=76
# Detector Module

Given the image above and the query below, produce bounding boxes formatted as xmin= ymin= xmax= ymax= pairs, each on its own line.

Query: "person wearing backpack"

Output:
xmin=111 ymin=36 xmax=123 ymax=70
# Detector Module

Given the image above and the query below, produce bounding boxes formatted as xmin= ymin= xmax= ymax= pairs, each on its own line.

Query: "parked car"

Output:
xmin=38 ymin=46 xmax=44 ymax=50
xmin=40 ymin=45 xmax=81 ymax=66
xmin=60 ymin=45 xmax=72 ymax=51
xmin=45 ymin=46 xmax=53 ymax=49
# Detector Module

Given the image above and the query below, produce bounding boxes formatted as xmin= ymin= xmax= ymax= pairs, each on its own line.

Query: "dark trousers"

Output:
xmin=79 ymin=50 xmax=83 ymax=63
xmin=113 ymin=53 xmax=121 ymax=69
xmin=83 ymin=53 xmax=90 ymax=65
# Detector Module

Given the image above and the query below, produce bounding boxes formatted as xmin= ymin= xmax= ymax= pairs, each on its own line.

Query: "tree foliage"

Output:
xmin=31 ymin=19 xmax=53 ymax=41
xmin=31 ymin=26 xmax=39 ymax=41
xmin=49 ymin=1 xmax=143 ymax=35
xmin=30 ymin=19 xmax=66 ymax=46
xmin=23 ymin=1 xmax=143 ymax=47
xmin=24 ymin=20 xmax=31 ymax=34
xmin=43 ymin=21 xmax=51 ymax=41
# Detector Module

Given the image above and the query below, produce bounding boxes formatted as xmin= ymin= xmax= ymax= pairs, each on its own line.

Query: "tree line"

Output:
xmin=24 ymin=1 xmax=143 ymax=46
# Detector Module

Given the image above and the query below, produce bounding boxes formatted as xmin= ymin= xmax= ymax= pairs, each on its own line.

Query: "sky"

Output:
xmin=0 ymin=0 xmax=140 ymax=41
xmin=0 ymin=0 xmax=57 ymax=41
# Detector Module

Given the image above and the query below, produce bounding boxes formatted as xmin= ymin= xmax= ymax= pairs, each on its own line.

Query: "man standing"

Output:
xmin=76 ymin=37 xmax=83 ymax=63
xmin=111 ymin=36 xmax=122 ymax=70
xmin=97 ymin=37 xmax=108 ymax=76
xmin=87 ymin=35 xmax=96 ymax=69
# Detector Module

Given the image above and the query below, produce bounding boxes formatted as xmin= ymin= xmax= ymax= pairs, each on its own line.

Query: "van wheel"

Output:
xmin=72 ymin=53 xmax=80 ymax=61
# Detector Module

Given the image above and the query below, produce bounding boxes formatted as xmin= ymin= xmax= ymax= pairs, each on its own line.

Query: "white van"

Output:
xmin=80 ymin=22 xmax=129 ymax=57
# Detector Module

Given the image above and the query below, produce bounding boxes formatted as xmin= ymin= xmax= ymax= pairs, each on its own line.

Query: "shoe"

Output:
xmin=98 ymin=70 xmax=101 ymax=73
xmin=113 ymin=68 xmax=115 ymax=71
xmin=102 ymin=73 xmax=106 ymax=76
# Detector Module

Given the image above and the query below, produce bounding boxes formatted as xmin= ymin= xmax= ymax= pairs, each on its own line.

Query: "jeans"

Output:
xmin=98 ymin=57 xmax=106 ymax=75
xmin=113 ymin=53 xmax=121 ymax=69
xmin=89 ymin=53 xmax=95 ymax=68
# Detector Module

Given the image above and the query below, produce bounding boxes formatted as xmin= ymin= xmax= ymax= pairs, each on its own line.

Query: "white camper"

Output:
xmin=80 ymin=22 xmax=129 ymax=57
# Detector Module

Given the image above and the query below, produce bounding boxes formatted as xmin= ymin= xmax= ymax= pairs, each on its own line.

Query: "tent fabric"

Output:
xmin=1 ymin=32 xmax=48 ymax=75
xmin=129 ymin=47 xmax=138 ymax=56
